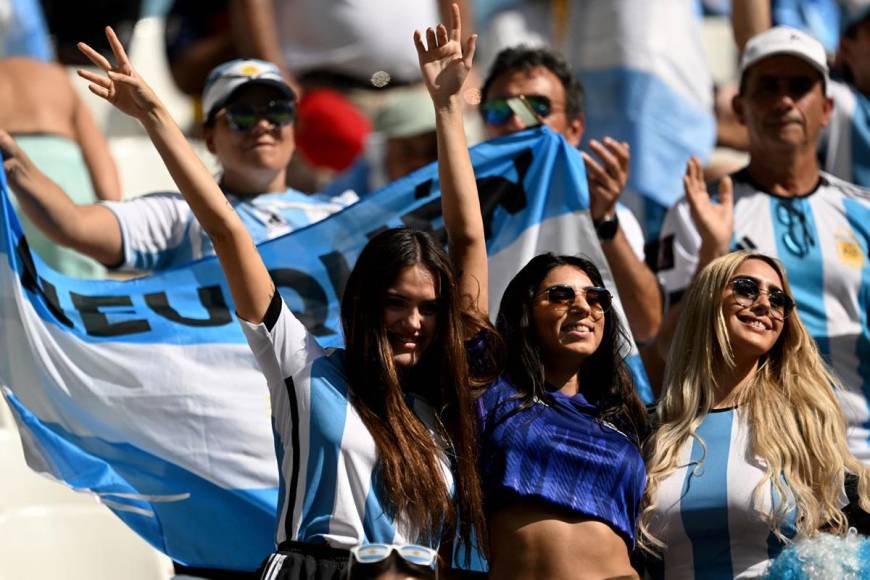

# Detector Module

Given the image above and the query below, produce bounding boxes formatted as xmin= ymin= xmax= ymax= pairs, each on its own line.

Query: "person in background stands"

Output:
xmin=823 ymin=4 xmax=870 ymax=188
xmin=0 ymin=58 xmax=356 ymax=275
xmin=0 ymin=56 xmax=121 ymax=278
xmin=479 ymin=45 xmax=662 ymax=344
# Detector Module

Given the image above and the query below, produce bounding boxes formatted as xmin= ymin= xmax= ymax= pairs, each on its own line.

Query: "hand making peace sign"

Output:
xmin=76 ymin=27 xmax=164 ymax=122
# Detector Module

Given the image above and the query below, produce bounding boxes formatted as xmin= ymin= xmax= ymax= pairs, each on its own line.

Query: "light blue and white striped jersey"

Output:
xmin=102 ymin=188 xmax=358 ymax=272
xmin=657 ymin=171 xmax=870 ymax=461
xmin=647 ymin=408 xmax=801 ymax=579
xmin=239 ymin=293 xmax=453 ymax=550
xmin=822 ymin=81 xmax=870 ymax=188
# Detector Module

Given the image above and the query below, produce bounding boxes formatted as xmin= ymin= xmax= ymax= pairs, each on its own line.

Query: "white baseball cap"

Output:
xmin=202 ymin=59 xmax=296 ymax=122
xmin=739 ymin=26 xmax=829 ymax=90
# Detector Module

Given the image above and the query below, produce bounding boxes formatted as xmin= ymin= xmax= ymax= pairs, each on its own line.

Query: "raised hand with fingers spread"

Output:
xmin=76 ymin=27 xmax=164 ymax=123
xmin=413 ymin=3 xmax=488 ymax=315
xmin=414 ymin=3 xmax=477 ymax=109
xmin=683 ymin=155 xmax=734 ymax=259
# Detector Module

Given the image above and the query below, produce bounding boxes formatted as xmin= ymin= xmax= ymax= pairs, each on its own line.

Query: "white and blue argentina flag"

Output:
xmin=565 ymin=0 xmax=716 ymax=232
xmin=0 ymin=127 xmax=652 ymax=571
xmin=481 ymin=0 xmax=716 ymax=236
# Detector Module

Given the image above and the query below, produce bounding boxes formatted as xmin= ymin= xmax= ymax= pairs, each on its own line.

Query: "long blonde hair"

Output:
xmin=639 ymin=251 xmax=870 ymax=553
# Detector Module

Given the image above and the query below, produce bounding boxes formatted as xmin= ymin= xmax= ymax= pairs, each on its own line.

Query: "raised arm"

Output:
xmin=647 ymin=157 xmax=733 ymax=393
xmin=414 ymin=4 xmax=487 ymax=314
xmin=77 ymin=27 xmax=274 ymax=322
xmin=731 ymin=0 xmax=771 ymax=52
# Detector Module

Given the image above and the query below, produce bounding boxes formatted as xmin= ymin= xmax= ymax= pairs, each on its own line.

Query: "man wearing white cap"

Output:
xmin=0 ymin=58 xmax=356 ymax=273
xmin=654 ymin=26 xmax=870 ymax=460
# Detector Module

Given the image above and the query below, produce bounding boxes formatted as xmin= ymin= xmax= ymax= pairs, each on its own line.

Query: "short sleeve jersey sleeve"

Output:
xmin=238 ymin=292 xmax=327 ymax=402
xmin=615 ymin=202 xmax=646 ymax=261
xmin=100 ymin=192 xmax=197 ymax=272
xmin=655 ymin=197 xmax=700 ymax=305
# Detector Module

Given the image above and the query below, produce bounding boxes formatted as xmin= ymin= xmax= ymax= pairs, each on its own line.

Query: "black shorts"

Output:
xmin=257 ymin=541 xmax=350 ymax=580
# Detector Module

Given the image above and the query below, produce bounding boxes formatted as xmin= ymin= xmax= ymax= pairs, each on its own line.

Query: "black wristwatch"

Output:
xmin=594 ymin=212 xmax=620 ymax=241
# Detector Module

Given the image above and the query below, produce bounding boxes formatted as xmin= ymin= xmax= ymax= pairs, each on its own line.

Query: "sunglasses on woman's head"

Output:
xmin=349 ymin=543 xmax=438 ymax=569
xmin=728 ymin=276 xmax=795 ymax=320
xmin=480 ymin=95 xmax=552 ymax=126
xmin=536 ymin=284 xmax=612 ymax=316
xmin=222 ymin=99 xmax=295 ymax=131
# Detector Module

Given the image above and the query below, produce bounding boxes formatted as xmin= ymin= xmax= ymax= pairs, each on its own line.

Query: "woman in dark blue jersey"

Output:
xmin=478 ymin=254 xmax=647 ymax=579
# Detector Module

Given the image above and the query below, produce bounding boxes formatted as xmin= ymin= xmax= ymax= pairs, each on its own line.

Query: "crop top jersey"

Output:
xmin=477 ymin=376 xmax=646 ymax=545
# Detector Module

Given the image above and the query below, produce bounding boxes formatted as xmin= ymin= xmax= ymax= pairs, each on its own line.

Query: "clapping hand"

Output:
xmin=582 ymin=137 xmax=630 ymax=222
xmin=76 ymin=27 xmax=163 ymax=122
xmin=414 ymin=3 xmax=477 ymax=109
xmin=684 ymin=156 xmax=733 ymax=254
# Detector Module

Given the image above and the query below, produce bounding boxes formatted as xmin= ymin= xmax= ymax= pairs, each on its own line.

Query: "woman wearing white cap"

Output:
xmin=0 ymin=57 xmax=356 ymax=275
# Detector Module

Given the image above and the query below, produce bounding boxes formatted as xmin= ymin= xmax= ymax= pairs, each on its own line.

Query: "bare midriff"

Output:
xmin=487 ymin=501 xmax=638 ymax=580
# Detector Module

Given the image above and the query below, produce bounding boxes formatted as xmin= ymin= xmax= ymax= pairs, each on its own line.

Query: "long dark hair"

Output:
xmin=341 ymin=228 xmax=487 ymax=556
xmin=495 ymin=253 xmax=646 ymax=440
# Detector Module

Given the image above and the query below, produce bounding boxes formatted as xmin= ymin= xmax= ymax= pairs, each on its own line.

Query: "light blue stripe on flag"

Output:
xmin=4 ymin=389 xmax=278 ymax=570
xmin=579 ymin=67 xmax=716 ymax=213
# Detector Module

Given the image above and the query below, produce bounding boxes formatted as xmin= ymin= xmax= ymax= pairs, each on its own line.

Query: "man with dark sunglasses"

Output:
xmin=654 ymin=27 xmax=870 ymax=461
xmin=479 ymin=46 xmax=662 ymax=344
xmin=0 ymin=58 xmax=357 ymax=274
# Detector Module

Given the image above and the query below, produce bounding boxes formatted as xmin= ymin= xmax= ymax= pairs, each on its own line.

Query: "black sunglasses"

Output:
xmin=729 ymin=276 xmax=795 ymax=320
xmin=536 ymin=284 xmax=612 ymax=315
xmin=481 ymin=95 xmax=552 ymax=126
xmin=222 ymin=99 xmax=295 ymax=131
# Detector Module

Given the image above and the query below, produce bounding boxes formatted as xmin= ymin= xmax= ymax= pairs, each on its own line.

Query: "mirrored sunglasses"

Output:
xmin=480 ymin=95 xmax=552 ymax=126
xmin=223 ymin=99 xmax=295 ymax=131
xmin=349 ymin=543 xmax=438 ymax=569
xmin=729 ymin=276 xmax=795 ymax=320
xmin=537 ymin=284 xmax=612 ymax=315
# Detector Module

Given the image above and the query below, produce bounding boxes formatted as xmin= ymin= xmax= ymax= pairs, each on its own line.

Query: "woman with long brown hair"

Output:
xmin=75 ymin=6 xmax=490 ymax=578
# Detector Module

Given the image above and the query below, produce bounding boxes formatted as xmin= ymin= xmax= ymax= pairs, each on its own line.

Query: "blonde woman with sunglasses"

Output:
xmin=639 ymin=250 xmax=870 ymax=578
